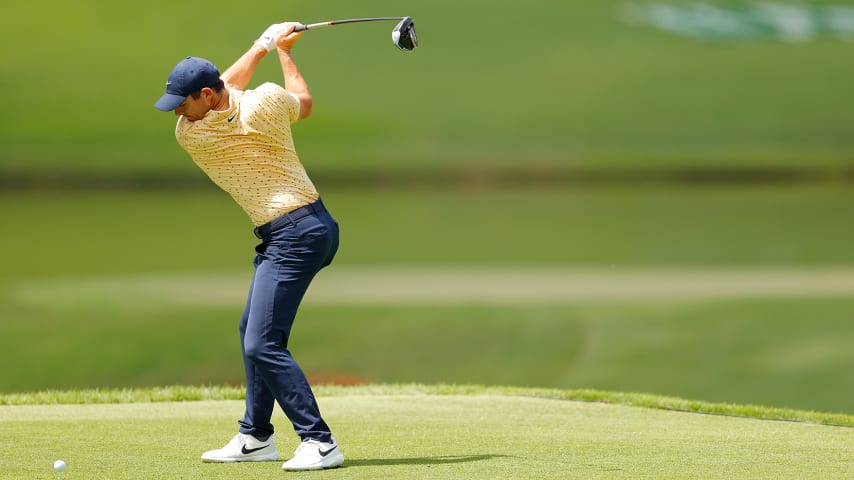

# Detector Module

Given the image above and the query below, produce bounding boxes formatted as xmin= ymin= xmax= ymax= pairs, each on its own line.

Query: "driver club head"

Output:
xmin=392 ymin=17 xmax=418 ymax=51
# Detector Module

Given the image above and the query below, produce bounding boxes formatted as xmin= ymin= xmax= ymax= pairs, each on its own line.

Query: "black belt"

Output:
xmin=253 ymin=198 xmax=326 ymax=239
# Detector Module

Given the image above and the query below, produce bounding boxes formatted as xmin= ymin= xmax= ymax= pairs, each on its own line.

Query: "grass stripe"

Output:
xmin=2 ymin=384 xmax=851 ymax=427
xmin=13 ymin=268 xmax=854 ymax=307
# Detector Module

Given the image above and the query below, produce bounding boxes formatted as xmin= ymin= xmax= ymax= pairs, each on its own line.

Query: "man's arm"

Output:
xmin=276 ymin=24 xmax=312 ymax=121
xmin=220 ymin=23 xmax=288 ymax=90
xmin=219 ymin=43 xmax=268 ymax=91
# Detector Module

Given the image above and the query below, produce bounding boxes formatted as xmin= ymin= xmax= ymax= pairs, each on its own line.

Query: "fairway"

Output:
xmin=2 ymin=187 xmax=853 ymax=412
xmin=1 ymin=390 xmax=851 ymax=479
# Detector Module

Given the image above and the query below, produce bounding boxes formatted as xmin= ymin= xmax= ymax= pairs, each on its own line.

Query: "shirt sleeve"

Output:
xmin=255 ymin=82 xmax=301 ymax=124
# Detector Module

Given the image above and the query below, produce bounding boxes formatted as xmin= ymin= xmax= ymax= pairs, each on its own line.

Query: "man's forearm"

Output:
xmin=278 ymin=49 xmax=312 ymax=120
xmin=220 ymin=43 xmax=268 ymax=90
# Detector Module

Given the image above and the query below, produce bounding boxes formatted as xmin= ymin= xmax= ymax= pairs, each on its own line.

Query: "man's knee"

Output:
xmin=244 ymin=337 xmax=290 ymax=365
xmin=243 ymin=338 xmax=271 ymax=363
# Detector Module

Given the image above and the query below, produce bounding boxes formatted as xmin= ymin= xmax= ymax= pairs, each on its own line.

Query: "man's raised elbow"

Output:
xmin=298 ymin=95 xmax=313 ymax=120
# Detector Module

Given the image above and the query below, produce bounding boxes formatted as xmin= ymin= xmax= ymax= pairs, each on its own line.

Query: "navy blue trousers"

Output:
xmin=237 ymin=199 xmax=338 ymax=442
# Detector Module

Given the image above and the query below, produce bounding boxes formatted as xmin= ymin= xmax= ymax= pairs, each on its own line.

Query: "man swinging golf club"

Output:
xmin=154 ymin=22 xmax=344 ymax=471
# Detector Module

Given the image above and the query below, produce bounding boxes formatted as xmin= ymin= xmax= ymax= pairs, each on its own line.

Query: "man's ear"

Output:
xmin=201 ymin=87 xmax=216 ymax=104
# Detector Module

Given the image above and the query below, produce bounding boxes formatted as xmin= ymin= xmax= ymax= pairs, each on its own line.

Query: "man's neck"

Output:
xmin=213 ymin=89 xmax=230 ymax=112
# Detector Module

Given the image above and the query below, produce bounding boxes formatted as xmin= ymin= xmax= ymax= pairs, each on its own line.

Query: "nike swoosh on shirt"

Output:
xmin=241 ymin=444 xmax=270 ymax=455
xmin=227 ymin=113 xmax=237 ymax=122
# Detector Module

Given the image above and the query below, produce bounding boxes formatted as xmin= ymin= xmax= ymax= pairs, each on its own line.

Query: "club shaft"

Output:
xmin=296 ymin=17 xmax=405 ymax=32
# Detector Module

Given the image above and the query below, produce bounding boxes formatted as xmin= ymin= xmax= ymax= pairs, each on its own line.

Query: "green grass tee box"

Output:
xmin=1 ymin=392 xmax=852 ymax=479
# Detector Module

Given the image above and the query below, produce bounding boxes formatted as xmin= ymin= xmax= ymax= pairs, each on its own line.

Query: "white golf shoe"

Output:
xmin=201 ymin=433 xmax=279 ymax=463
xmin=281 ymin=438 xmax=345 ymax=471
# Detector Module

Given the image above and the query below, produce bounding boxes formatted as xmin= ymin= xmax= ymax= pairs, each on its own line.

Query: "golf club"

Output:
xmin=293 ymin=16 xmax=418 ymax=51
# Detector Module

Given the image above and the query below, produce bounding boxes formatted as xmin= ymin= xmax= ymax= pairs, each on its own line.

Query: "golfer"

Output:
xmin=154 ymin=23 xmax=343 ymax=471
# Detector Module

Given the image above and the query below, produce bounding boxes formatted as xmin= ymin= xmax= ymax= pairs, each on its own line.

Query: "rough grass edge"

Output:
xmin=1 ymin=383 xmax=851 ymax=428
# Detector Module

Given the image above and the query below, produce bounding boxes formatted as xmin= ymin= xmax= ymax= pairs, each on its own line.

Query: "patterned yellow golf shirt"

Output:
xmin=175 ymin=82 xmax=318 ymax=226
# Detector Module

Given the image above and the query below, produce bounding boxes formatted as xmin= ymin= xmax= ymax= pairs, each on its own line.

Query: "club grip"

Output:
xmin=293 ymin=24 xmax=307 ymax=32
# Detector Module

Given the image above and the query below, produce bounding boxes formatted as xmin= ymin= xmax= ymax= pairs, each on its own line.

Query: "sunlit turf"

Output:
xmin=1 ymin=386 xmax=852 ymax=480
xmin=2 ymin=384 xmax=852 ymax=427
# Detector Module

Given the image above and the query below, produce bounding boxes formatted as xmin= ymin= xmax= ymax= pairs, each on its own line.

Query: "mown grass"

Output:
xmin=0 ymin=387 xmax=851 ymax=479
xmin=1 ymin=1 xmax=853 ymax=175
xmin=2 ymin=297 xmax=852 ymax=413
xmin=2 ymin=384 xmax=852 ymax=427
xmin=3 ymin=185 xmax=854 ymax=282
xmin=1 ymin=187 xmax=853 ymax=413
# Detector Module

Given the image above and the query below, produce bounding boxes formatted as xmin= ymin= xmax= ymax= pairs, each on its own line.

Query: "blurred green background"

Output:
xmin=1 ymin=0 xmax=852 ymax=413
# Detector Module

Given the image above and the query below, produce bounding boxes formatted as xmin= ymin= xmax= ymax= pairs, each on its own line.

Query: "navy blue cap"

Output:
xmin=154 ymin=56 xmax=221 ymax=111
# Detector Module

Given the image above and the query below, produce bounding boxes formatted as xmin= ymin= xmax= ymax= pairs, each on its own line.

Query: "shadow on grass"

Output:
xmin=346 ymin=454 xmax=505 ymax=467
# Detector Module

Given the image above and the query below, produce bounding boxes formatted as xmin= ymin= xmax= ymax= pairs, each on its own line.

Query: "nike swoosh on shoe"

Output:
xmin=319 ymin=446 xmax=337 ymax=457
xmin=241 ymin=444 xmax=271 ymax=455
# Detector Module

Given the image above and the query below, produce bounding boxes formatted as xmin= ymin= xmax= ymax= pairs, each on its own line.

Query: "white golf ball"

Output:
xmin=54 ymin=460 xmax=66 ymax=472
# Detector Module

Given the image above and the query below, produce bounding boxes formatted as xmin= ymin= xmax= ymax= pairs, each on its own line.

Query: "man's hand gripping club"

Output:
xmin=256 ymin=22 xmax=305 ymax=52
